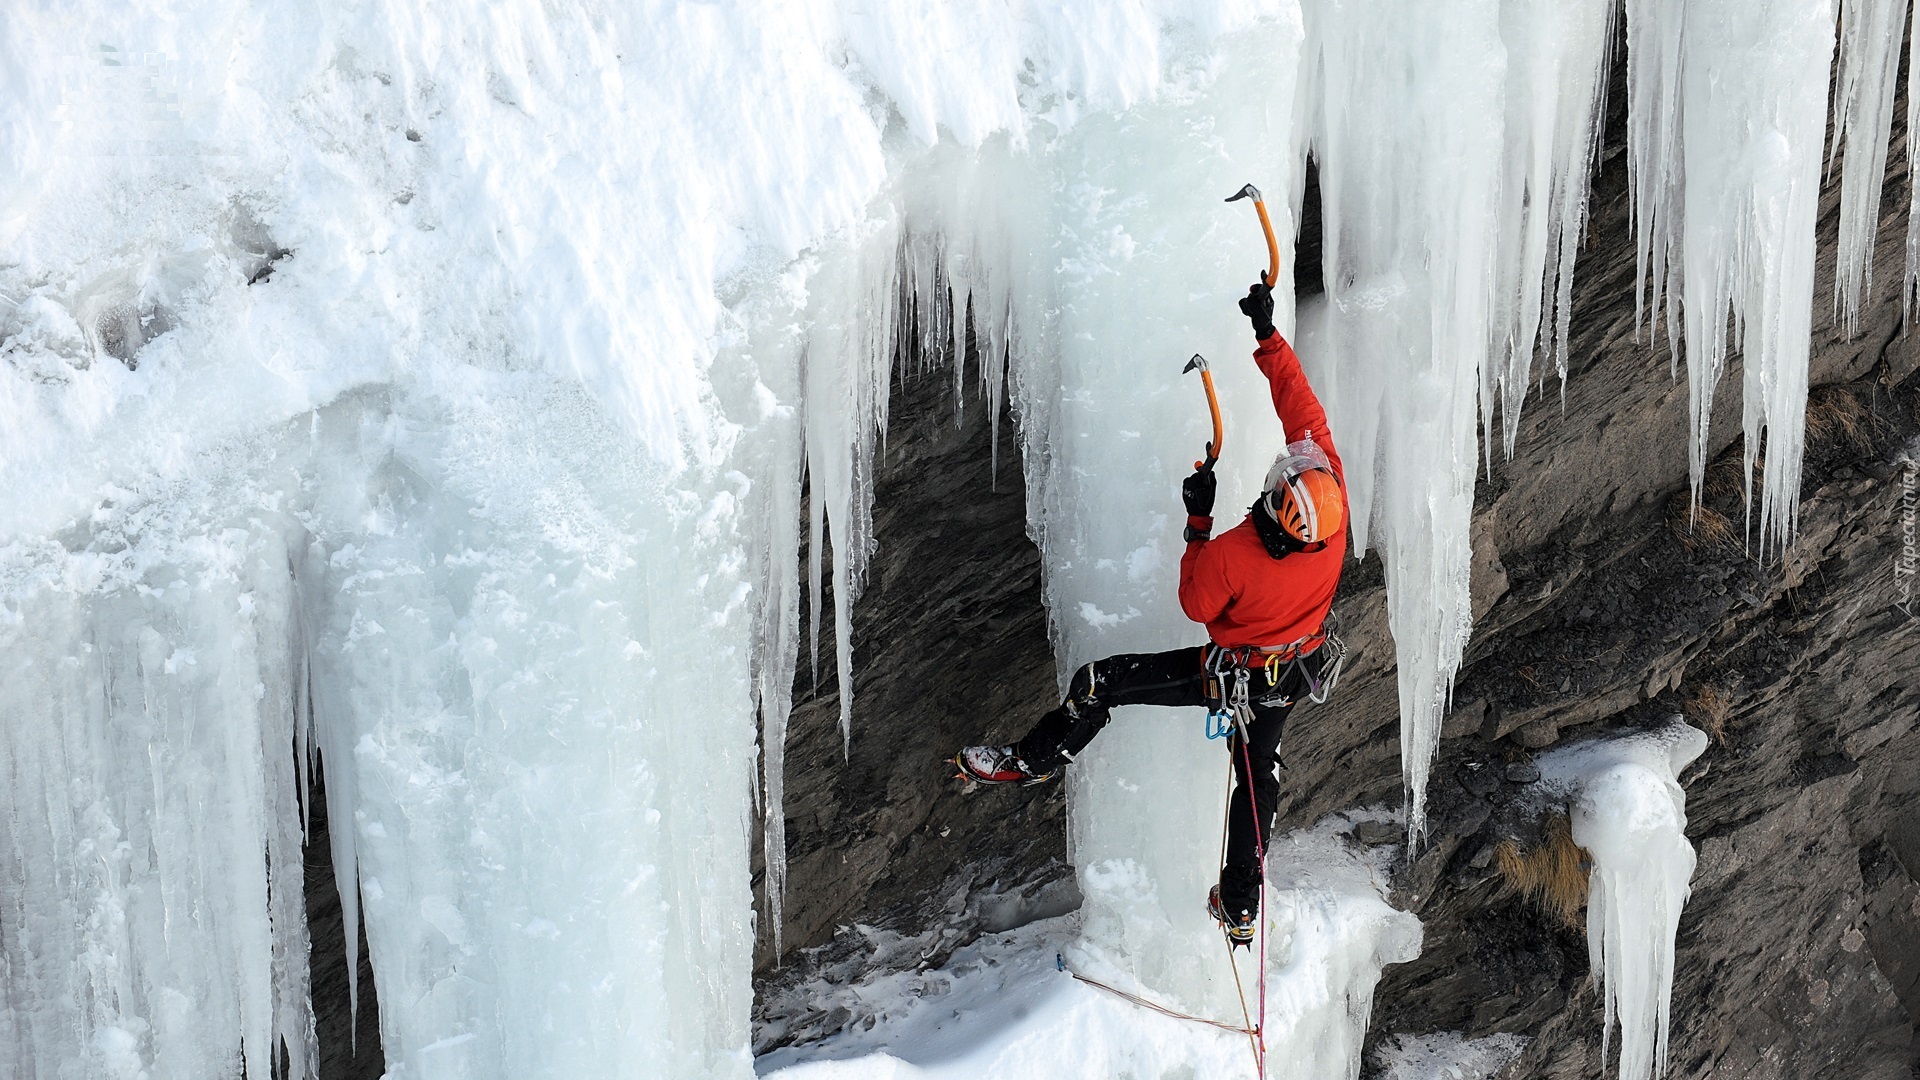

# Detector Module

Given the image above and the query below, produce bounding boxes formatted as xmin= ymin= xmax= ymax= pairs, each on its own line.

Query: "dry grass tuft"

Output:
xmin=1494 ymin=814 xmax=1591 ymax=930
xmin=1684 ymin=684 xmax=1735 ymax=745
xmin=1805 ymin=387 xmax=1874 ymax=453
xmin=1668 ymin=494 xmax=1738 ymax=553
xmin=1700 ymin=451 xmax=1751 ymax=509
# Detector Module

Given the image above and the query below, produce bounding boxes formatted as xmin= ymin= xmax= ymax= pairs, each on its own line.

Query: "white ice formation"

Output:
xmin=759 ymin=811 xmax=1419 ymax=1080
xmin=1627 ymin=0 xmax=1842 ymax=550
xmin=0 ymin=0 xmax=1897 ymax=1076
xmin=1539 ymin=724 xmax=1710 ymax=1080
xmin=1832 ymin=0 xmax=1910 ymax=338
xmin=1293 ymin=0 xmax=1617 ymax=847
xmin=1909 ymin=5 xmax=1920 ymax=314
xmin=1371 ymin=1031 xmax=1531 ymax=1080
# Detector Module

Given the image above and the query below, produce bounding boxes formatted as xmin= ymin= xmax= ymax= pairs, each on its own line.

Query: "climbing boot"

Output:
xmin=1207 ymin=885 xmax=1257 ymax=948
xmin=953 ymin=745 xmax=1057 ymax=787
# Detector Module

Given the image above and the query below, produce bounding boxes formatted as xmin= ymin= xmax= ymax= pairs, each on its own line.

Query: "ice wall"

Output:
xmin=1627 ymin=0 xmax=1838 ymax=550
xmin=0 ymin=498 xmax=315 ymax=1080
xmin=1 ymin=4 xmax=810 ymax=1076
xmin=0 ymin=2 xmax=1324 ymax=1074
xmin=1540 ymin=725 xmax=1709 ymax=1080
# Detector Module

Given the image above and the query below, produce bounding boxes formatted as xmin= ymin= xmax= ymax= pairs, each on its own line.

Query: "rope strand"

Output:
xmin=1057 ymin=955 xmax=1257 ymax=1037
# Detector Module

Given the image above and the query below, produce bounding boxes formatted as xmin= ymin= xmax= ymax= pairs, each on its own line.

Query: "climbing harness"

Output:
xmin=1199 ymin=622 xmax=1348 ymax=741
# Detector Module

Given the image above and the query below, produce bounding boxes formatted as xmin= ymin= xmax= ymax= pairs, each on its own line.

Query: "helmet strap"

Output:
xmin=1249 ymin=499 xmax=1305 ymax=560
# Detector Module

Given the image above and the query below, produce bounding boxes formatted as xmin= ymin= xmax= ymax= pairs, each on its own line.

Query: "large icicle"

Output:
xmin=1294 ymin=0 xmax=1619 ymax=846
xmin=799 ymin=217 xmax=901 ymax=756
xmin=1627 ymin=0 xmax=1838 ymax=549
xmin=1904 ymin=0 xmax=1920 ymax=318
xmin=1542 ymin=725 xmax=1708 ymax=1080
xmin=1831 ymin=0 xmax=1910 ymax=337
xmin=1004 ymin=25 xmax=1308 ymax=1012
xmin=1297 ymin=0 xmax=1508 ymax=848
xmin=725 ymin=272 xmax=810 ymax=958
xmin=1486 ymin=0 xmax=1618 ymax=456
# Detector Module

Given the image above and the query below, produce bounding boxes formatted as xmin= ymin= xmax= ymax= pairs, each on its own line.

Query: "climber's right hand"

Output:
xmin=1182 ymin=463 xmax=1217 ymax=519
xmin=1238 ymin=282 xmax=1275 ymax=340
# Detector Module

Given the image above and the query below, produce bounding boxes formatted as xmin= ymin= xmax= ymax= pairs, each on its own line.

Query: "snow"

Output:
xmin=1627 ymin=0 xmax=1838 ymax=550
xmin=1371 ymin=1031 xmax=1530 ymax=1080
xmin=1538 ymin=724 xmax=1709 ymax=1080
xmin=758 ymin=811 xmax=1419 ymax=1080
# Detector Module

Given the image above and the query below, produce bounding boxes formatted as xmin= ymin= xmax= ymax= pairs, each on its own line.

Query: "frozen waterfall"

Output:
xmin=0 ymin=0 xmax=1900 ymax=1077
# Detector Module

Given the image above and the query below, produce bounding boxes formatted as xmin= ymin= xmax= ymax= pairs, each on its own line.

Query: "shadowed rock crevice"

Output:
xmin=751 ymin=313 xmax=1068 ymax=1046
xmin=305 ymin=764 xmax=385 ymax=1080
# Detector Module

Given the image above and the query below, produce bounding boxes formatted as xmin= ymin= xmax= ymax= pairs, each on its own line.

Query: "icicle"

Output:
xmin=808 ymin=456 xmax=824 ymax=689
xmin=1831 ymin=0 xmax=1910 ymax=338
xmin=301 ymin=535 xmax=365 ymax=1042
xmin=0 ymin=522 xmax=319 ymax=1079
xmin=1624 ymin=0 xmax=1687 ymax=363
xmin=1487 ymin=0 xmax=1618 ymax=459
xmin=801 ymin=213 xmax=901 ymax=755
xmin=759 ymin=491 xmax=803 ymax=955
xmin=737 ymin=285 xmax=810 ymax=959
xmin=1543 ymin=725 xmax=1708 ymax=1080
xmin=1299 ymin=0 xmax=1510 ymax=846
xmin=1903 ymin=2 xmax=1920 ymax=320
xmin=1627 ymin=0 xmax=1837 ymax=551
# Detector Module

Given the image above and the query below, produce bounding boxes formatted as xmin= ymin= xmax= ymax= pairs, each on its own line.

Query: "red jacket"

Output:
xmin=1178 ymin=331 xmax=1347 ymax=650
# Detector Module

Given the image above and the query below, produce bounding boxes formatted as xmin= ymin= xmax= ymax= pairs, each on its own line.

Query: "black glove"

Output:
xmin=1182 ymin=464 xmax=1217 ymax=518
xmin=1238 ymin=282 xmax=1275 ymax=340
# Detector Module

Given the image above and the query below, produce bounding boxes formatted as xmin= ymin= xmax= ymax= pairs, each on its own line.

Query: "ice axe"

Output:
xmin=1225 ymin=183 xmax=1281 ymax=288
xmin=1183 ymin=353 xmax=1223 ymax=470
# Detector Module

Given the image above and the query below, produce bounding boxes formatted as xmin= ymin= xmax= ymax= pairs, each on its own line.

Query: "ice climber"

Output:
xmin=955 ymin=280 xmax=1348 ymax=946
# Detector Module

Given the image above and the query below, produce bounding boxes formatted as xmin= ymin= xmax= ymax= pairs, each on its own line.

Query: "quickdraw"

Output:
xmin=1203 ymin=647 xmax=1256 ymax=742
xmin=1200 ymin=624 xmax=1347 ymax=743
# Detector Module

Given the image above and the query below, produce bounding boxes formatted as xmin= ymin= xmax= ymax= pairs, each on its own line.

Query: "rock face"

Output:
xmin=752 ymin=49 xmax=1920 ymax=1080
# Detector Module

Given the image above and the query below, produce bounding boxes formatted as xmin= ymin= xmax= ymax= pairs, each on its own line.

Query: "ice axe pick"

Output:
xmin=1225 ymin=183 xmax=1281 ymax=288
xmin=1183 ymin=353 xmax=1223 ymax=471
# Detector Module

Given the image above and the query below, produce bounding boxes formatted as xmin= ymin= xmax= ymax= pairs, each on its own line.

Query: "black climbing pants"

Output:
xmin=1014 ymin=645 xmax=1328 ymax=914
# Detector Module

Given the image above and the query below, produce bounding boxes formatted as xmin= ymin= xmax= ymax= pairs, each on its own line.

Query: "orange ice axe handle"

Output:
xmin=1225 ymin=183 xmax=1281 ymax=288
xmin=1182 ymin=353 xmax=1223 ymax=470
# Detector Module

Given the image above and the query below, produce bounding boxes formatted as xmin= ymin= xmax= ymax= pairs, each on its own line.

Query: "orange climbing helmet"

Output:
xmin=1262 ymin=438 xmax=1345 ymax=544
